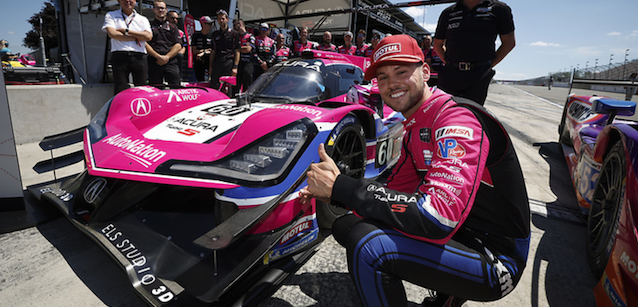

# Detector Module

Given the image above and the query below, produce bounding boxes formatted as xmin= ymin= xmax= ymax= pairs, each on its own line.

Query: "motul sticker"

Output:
xmin=373 ymin=43 xmax=400 ymax=62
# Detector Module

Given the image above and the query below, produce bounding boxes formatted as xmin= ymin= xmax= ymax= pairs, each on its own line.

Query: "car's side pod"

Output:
xmin=591 ymin=97 xmax=636 ymax=125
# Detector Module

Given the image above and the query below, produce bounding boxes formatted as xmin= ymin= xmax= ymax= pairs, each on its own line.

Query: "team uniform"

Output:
xmin=364 ymin=47 xmax=375 ymax=57
xmin=175 ymin=29 xmax=187 ymax=80
xmin=147 ymin=18 xmax=181 ymax=86
xmin=332 ymin=88 xmax=530 ymax=305
xmin=338 ymin=44 xmax=356 ymax=55
xmin=209 ymin=28 xmax=239 ymax=90
xmin=102 ymin=8 xmax=151 ymax=94
xmin=292 ymin=40 xmax=317 ymax=57
xmin=316 ymin=43 xmax=337 ymax=52
xmin=190 ymin=30 xmax=213 ymax=82
xmin=354 ymin=43 xmax=370 ymax=56
xmin=424 ymin=47 xmax=444 ymax=73
xmin=434 ymin=0 xmax=514 ymax=105
xmin=273 ymin=45 xmax=291 ymax=64
xmin=254 ymin=36 xmax=275 ymax=78
xmin=237 ymin=31 xmax=255 ymax=93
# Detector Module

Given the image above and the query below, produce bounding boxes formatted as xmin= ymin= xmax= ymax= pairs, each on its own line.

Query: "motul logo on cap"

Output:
xmin=373 ymin=43 xmax=401 ymax=62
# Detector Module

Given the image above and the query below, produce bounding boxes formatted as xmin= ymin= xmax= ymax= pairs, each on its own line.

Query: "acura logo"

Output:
xmin=130 ymin=98 xmax=151 ymax=116
xmin=83 ymin=178 xmax=107 ymax=204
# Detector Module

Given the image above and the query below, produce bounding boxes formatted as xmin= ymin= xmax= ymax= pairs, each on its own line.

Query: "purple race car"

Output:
xmin=30 ymin=50 xmax=405 ymax=306
xmin=558 ymin=93 xmax=638 ymax=306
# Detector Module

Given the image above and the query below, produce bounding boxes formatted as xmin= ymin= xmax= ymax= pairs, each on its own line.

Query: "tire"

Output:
xmin=315 ymin=116 xmax=366 ymax=229
xmin=558 ymin=99 xmax=572 ymax=145
xmin=586 ymin=142 xmax=625 ymax=277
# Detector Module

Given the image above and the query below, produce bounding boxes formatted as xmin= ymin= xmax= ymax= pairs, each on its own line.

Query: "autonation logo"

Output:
xmin=102 ymin=133 xmax=166 ymax=167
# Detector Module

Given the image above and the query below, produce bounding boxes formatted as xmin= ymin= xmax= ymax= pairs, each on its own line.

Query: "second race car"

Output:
xmin=558 ymin=90 xmax=638 ymax=307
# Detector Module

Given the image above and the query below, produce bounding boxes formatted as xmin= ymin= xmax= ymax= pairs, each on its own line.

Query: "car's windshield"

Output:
xmin=243 ymin=61 xmax=328 ymax=104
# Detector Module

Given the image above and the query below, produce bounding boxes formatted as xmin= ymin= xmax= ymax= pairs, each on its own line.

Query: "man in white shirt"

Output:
xmin=102 ymin=0 xmax=153 ymax=94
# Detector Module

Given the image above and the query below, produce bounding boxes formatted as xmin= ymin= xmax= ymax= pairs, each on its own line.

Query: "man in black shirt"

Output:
xmin=233 ymin=18 xmax=255 ymax=94
xmin=433 ymin=0 xmax=515 ymax=105
xmin=167 ymin=11 xmax=187 ymax=81
xmin=191 ymin=15 xmax=214 ymax=82
xmin=146 ymin=0 xmax=181 ymax=87
xmin=209 ymin=9 xmax=240 ymax=91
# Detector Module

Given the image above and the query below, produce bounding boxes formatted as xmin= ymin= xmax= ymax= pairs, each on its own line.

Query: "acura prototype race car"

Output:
xmin=29 ymin=50 xmax=405 ymax=306
xmin=558 ymin=92 xmax=638 ymax=307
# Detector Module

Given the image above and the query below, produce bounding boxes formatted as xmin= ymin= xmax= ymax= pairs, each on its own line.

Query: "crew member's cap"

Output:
xmin=260 ymin=22 xmax=269 ymax=29
xmin=344 ymin=31 xmax=353 ymax=37
xmin=199 ymin=16 xmax=214 ymax=24
xmin=364 ymin=34 xmax=424 ymax=81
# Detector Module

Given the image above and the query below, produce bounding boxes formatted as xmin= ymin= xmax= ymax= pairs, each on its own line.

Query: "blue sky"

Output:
xmin=3 ymin=0 xmax=638 ymax=80
xmin=399 ymin=0 xmax=638 ymax=80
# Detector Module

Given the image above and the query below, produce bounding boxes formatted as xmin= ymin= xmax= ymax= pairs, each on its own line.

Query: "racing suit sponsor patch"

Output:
xmin=435 ymin=125 xmax=473 ymax=140
xmin=419 ymin=128 xmax=431 ymax=142
xmin=436 ymin=139 xmax=466 ymax=159
xmin=423 ymin=150 xmax=432 ymax=166
xmin=428 ymin=171 xmax=464 ymax=185
xmin=423 ymin=186 xmax=456 ymax=207
xmin=369 ymin=184 xmax=418 ymax=203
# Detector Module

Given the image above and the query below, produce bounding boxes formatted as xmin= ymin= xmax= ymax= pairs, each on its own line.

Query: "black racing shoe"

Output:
xmin=421 ymin=291 xmax=466 ymax=307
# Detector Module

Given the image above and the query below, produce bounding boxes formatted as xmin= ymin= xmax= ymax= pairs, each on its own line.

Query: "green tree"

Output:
xmin=23 ymin=1 xmax=59 ymax=57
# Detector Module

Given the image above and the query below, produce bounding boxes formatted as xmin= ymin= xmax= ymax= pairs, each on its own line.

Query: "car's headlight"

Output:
xmin=160 ymin=118 xmax=317 ymax=186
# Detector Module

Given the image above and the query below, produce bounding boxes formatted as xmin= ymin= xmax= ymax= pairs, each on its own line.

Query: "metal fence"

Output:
xmin=566 ymin=60 xmax=638 ymax=81
xmin=515 ymin=59 xmax=638 ymax=86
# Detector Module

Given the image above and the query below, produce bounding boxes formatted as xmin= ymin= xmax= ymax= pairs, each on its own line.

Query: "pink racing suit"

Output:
xmin=331 ymin=89 xmax=530 ymax=305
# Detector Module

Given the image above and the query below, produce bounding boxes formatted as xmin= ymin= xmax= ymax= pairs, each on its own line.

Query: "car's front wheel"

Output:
xmin=316 ymin=115 xmax=366 ymax=229
xmin=586 ymin=141 xmax=625 ymax=277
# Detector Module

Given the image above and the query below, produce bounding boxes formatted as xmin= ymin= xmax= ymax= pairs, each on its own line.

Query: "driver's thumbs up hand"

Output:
xmin=302 ymin=144 xmax=340 ymax=204
xmin=316 ymin=143 xmax=339 ymax=172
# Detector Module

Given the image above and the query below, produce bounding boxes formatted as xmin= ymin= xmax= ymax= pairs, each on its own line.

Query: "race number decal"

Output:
xmin=375 ymin=125 xmax=403 ymax=168
xmin=576 ymin=154 xmax=602 ymax=204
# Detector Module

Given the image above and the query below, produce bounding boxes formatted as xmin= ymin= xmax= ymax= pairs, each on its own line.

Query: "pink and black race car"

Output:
xmin=30 ymin=50 xmax=405 ymax=306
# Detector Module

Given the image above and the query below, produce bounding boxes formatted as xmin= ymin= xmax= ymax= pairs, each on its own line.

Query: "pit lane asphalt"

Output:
xmin=1 ymin=84 xmax=615 ymax=306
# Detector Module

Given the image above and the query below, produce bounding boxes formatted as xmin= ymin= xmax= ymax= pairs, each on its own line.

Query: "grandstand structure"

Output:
xmin=515 ymin=59 xmax=638 ymax=91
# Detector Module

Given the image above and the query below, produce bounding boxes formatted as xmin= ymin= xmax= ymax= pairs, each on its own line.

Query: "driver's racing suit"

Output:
xmin=331 ymin=88 xmax=530 ymax=306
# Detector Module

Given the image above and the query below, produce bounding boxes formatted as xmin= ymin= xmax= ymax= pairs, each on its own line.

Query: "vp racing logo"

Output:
xmin=83 ymin=178 xmax=107 ymax=204
xmin=437 ymin=139 xmax=466 ymax=159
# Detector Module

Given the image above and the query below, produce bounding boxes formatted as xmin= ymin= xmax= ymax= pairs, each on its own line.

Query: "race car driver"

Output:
xmin=300 ymin=34 xmax=530 ymax=307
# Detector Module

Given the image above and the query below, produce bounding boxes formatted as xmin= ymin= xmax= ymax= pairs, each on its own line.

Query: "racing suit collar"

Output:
xmin=402 ymin=88 xmax=451 ymax=130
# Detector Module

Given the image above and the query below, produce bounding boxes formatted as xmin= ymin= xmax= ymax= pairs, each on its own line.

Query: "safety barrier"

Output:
xmin=6 ymin=84 xmax=114 ymax=144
